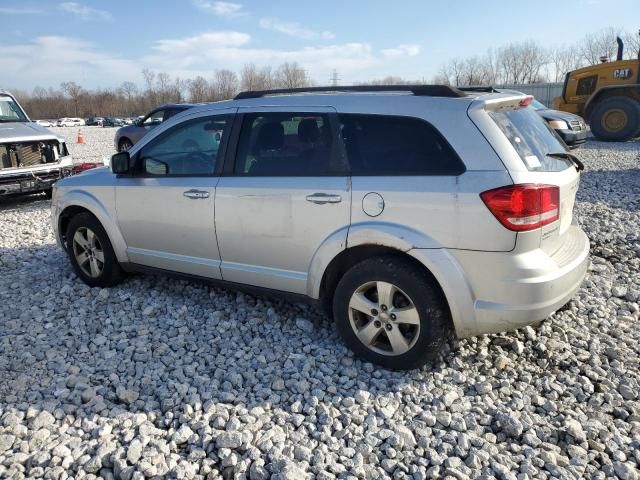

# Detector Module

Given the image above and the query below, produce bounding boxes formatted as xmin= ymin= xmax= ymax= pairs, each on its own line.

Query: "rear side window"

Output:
xmin=235 ymin=113 xmax=336 ymax=176
xmin=338 ymin=114 xmax=464 ymax=175
xmin=490 ymin=108 xmax=573 ymax=172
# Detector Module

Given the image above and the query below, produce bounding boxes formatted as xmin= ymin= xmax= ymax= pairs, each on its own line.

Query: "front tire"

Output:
xmin=333 ymin=256 xmax=451 ymax=370
xmin=589 ymin=96 xmax=640 ymax=141
xmin=66 ymin=213 xmax=123 ymax=287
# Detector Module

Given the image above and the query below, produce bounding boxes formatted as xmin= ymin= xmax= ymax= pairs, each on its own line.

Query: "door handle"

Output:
xmin=305 ymin=193 xmax=342 ymax=204
xmin=183 ymin=189 xmax=210 ymax=199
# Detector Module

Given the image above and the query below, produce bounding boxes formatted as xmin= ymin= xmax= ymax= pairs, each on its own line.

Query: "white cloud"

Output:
xmin=259 ymin=17 xmax=335 ymax=40
xmin=58 ymin=2 xmax=112 ymax=21
xmin=0 ymin=32 xmax=423 ymax=89
xmin=193 ymin=0 xmax=245 ymax=18
xmin=382 ymin=44 xmax=421 ymax=59
xmin=0 ymin=7 xmax=43 ymax=14
xmin=0 ymin=36 xmax=137 ymax=88
xmin=142 ymin=32 xmax=420 ymax=82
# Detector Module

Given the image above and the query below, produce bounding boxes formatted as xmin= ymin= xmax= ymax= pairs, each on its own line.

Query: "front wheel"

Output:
xmin=66 ymin=213 xmax=123 ymax=287
xmin=333 ymin=256 xmax=451 ymax=370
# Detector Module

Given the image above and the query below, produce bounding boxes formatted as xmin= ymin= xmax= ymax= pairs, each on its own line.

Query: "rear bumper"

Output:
xmin=0 ymin=158 xmax=73 ymax=196
xmin=412 ymin=225 xmax=589 ymax=338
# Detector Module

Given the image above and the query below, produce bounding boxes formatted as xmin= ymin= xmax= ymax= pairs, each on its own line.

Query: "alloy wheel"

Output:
xmin=348 ymin=281 xmax=420 ymax=356
xmin=72 ymin=227 xmax=105 ymax=278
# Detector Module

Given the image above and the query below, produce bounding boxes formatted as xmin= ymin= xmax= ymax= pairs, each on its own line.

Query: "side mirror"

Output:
xmin=111 ymin=151 xmax=130 ymax=174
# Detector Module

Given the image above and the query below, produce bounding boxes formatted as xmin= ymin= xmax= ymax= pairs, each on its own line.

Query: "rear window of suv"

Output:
xmin=489 ymin=107 xmax=573 ymax=172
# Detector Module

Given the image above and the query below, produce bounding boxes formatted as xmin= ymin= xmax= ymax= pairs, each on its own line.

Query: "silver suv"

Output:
xmin=52 ymin=85 xmax=589 ymax=369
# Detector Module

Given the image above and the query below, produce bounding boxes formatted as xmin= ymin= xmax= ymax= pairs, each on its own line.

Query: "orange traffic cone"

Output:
xmin=77 ymin=129 xmax=84 ymax=144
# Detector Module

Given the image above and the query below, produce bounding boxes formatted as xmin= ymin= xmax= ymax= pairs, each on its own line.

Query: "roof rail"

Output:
xmin=457 ymin=86 xmax=497 ymax=93
xmin=234 ymin=84 xmax=466 ymax=100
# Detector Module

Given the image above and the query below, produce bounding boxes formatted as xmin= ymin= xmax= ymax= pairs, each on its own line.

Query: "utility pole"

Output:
xmin=330 ymin=70 xmax=340 ymax=86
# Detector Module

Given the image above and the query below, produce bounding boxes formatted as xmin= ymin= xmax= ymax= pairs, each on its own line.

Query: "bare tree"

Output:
xmin=579 ymin=27 xmax=621 ymax=64
xmin=497 ymin=41 xmax=548 ymax=84
xmin=549 ymin=45 xmax=585 ymax=81
xmin=240 ymin=64 xmax=274 ymax=91
xmin=60 ymin=81 xmax=84 ymax=116
xmin=622 ymin=30 xmax=640 ymax=60
xmin=274 ymin=62 xmax=310 ymax=88
xmin=187 ymin=76 xmax=210 ymax=103
xmin=211 ymin=69 xmax=239 ymax=100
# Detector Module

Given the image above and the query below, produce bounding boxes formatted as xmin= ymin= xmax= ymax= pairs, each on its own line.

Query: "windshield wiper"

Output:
xmin=546 ymin=151 xmax=584 ymax=172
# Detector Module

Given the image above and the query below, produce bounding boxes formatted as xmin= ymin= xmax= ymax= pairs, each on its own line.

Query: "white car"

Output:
xmin=35 ymin=119 xmax=53 ymax=127
xmin=56 ymin=118 xmax=84 ymax=127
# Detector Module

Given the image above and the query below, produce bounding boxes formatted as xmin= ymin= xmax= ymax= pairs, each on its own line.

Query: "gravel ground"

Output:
xmin=56 ymin=125 xmax=119 ymax=165
xmin=0 ymin=136 xmax=639 ymax=479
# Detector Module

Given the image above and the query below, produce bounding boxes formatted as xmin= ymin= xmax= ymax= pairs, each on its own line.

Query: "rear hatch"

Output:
xmin=469 ymin=95 xmax=581 ymax=255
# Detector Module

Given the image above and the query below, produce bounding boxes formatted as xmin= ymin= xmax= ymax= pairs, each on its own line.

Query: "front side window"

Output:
xmin=235 ymin=113 xmax=335 ymax=176
xmin=143 ymin=110 xmax=164 ymax=126
xmin=139 ymin=115 xmax=229 ymax=176
xmin=338 ymin=114 xmax=465 ymax=175
xmin=0 ymin=95 xmax=28 ymax=122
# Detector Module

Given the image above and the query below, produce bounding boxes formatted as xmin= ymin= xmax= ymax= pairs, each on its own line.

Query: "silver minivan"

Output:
xmin=52 ymin=86 xmax=589 ymax=369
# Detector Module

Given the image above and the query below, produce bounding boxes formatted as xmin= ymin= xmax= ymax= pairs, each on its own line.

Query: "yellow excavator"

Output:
xmin=554 ymin=34 xmax=640 ymax=141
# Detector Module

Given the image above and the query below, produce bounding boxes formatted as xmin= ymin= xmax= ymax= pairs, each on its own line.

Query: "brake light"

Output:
xmin=519 ymin=96 xmax=533 ymax=107
xmin=480 ymin=184 xmax=559 ymax=231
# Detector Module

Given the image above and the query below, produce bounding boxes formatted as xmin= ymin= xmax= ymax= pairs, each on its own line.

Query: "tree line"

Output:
xmin=434 ymin=27 xmax=639 ymax=86
xmin=11 ymin=27 xmax=639 ymax=119
xmin=14 ymin=62 xmax=312 ymax=120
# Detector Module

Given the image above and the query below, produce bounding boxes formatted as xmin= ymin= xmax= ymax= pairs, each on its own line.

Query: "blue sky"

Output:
xmin=1 ymin=0 xmax=638 ymax=90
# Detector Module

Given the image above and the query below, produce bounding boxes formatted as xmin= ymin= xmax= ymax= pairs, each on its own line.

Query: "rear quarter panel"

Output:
xmin=336 ymin=96 xmax=516 ymax=251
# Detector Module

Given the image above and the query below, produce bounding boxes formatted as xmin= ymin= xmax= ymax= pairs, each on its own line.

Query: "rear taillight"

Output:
xmin=480 ymin=184 xmax=559 ymax=232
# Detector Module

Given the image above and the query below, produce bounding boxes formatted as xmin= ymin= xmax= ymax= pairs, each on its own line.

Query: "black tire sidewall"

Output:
xmin=333 ymin=256 xmax=450 ymax=370
xmin=66 ymin=213 xmax=122 ymax=287
xmin=119 ymin=138 xmax=132 ymax=152
xmin=590 ymin=97 xmax=640 ymax=141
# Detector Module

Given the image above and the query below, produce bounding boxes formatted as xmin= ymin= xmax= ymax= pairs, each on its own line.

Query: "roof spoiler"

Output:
xmin=468 ymin=94 xmax=533 ymax=113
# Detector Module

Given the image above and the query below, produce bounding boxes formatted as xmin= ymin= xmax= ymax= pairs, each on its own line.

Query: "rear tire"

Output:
xmin=66 ymin=212 xmax=123 ymax=287
xmin=589 ymin=96 xmax=640 ymax=141
xmin=333 ymin=256 xmax=451 ymax=370
xmin=43 ymin=188 xmax=52 ymax=199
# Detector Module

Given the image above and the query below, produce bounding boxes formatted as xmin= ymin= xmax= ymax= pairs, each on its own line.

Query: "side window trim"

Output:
xmin=224 ymin=111 xmax=347 ymax=177
xmin=132 ymin=113 xmax=234 ymax=178
xmin=338 ymin=113 xmax=466 ymax=176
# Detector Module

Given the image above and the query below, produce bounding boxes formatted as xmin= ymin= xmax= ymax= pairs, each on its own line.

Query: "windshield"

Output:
xmin=0 ymin=95 xmax=28 ymax=122
xmin=489 ymin=107 xmax=573 ymax=172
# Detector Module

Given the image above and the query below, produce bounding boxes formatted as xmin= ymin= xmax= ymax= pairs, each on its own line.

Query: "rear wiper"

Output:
xmin=546 ymin=151 xmax=584 ymax=172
